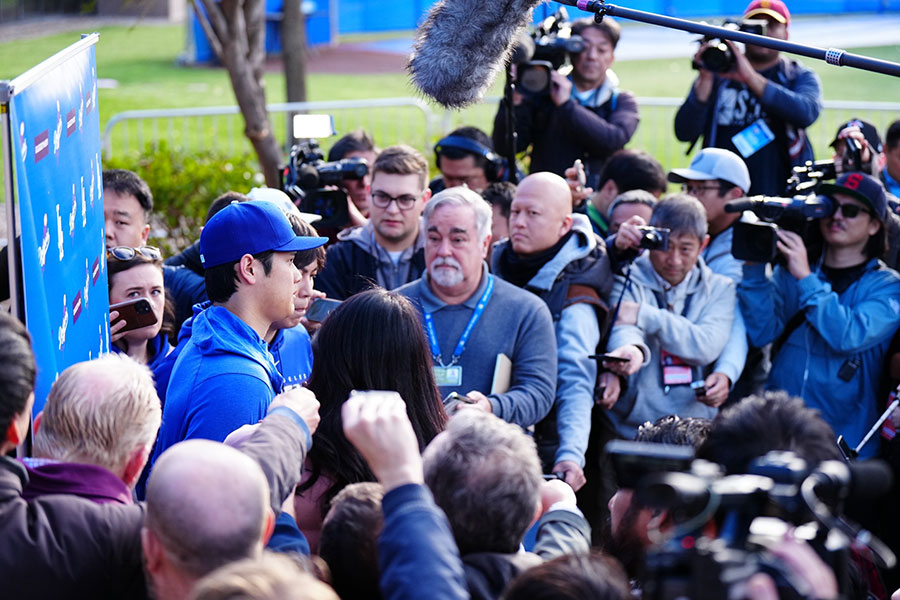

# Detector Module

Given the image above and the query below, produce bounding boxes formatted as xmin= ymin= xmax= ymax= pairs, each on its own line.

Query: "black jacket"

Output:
xmin=315 ymin=235 xmax=426 ymax=300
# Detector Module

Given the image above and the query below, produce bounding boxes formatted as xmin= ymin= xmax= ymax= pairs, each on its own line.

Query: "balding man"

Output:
xmin=142 ymin=440 xmax=275 ymax=600
xmin=24 ymin=353 xmax=160 ymax=504
xmin=493 ymin=172 xmax=613 ymax=490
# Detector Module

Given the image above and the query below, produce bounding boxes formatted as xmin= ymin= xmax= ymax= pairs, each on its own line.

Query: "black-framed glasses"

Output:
xmin=682 ymin=183 xmax=720 ymax=196
xmin=107 ymin=246 xmax=162 ymax=261
xmin=371 ymin=190 xmax=420 ymax=211
xmin=833 ymin=202 xmax=871 ymax=219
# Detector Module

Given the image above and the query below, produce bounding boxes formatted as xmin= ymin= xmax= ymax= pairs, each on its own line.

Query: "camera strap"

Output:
xmin=651 ymin=289 xmax=702 ymax=392
xmin=770 ymin=309 xmax=806 ymax=361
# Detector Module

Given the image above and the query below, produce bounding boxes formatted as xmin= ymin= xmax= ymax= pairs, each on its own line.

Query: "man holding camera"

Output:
xmin=315 ymin=145 xmax=431 ymax=300
xmin=674 ymin=0 xmax=822 ymax=196
xmin=603 ymin=194 xmax=737 ymax=440
xmin=738 ymin=173 xmax=900 ymax=459
xmin=492 ymin=17 xmax=639 ymax=189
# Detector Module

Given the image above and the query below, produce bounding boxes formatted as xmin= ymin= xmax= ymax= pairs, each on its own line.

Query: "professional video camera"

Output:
xmin=281 ymin=115 xmax=369 ymax=230
xmin=692 ymin=18 xmax=767 ymax=73
xmin=510 ymin=8 xmax=584 ymax=96
xmin=607 ymin=440 xmax=895 ymax=600
xmin=785 ymin=137 xmax=863 ymax=196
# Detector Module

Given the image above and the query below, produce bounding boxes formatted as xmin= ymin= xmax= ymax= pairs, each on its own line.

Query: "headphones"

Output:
xmin=434 ymin=135 xmax=508 ymax=183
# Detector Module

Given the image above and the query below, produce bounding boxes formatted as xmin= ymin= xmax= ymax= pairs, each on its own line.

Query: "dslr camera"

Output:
xmin=282 ymin=115 xmax=369 ymax=230
xmin=511 ymin=8 xmax=584 ymax=97
xmin=637 ymin=226 xmax=671 ymax=251
xmin=693 ymin=18 xmax=767 ymax=73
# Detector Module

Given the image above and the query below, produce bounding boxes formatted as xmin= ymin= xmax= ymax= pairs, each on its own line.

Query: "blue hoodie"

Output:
xmin=151 ymin=305 xmax=285 ymax=465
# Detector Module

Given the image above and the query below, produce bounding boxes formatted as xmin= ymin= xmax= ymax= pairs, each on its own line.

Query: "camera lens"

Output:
xmin=519 ymin=65 xmax=551 ymax=95
xmin=700 ymin=43 xmax=734 ymax=73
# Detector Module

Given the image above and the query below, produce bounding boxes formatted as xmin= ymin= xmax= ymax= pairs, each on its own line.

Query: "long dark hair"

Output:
xmin=300 ymin=288 xmax=447 ymax=514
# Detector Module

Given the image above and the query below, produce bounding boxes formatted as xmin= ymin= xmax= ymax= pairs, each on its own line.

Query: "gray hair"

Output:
xmin=423 ymin=186 xmax=493 ymax=242
xmin=34 ymin=353 xmax=161 ymax=477
xmin=607 ymin=189 xmax=658 ymax=220
xmin=146 ymin=440 xmax=270 ymax=578
xmin=422 ymin=410 xmax=542 ymax=555
xmin=650 ymin=193 xmax=708 ymax=240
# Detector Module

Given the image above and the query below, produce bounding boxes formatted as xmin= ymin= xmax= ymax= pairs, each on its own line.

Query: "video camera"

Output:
xmin=281 ymin=115 xmax=369 ymax=230
xmin=607 ymin=440 xmax=895 ymax=600
xmin=786 ymin=137 xmax=863 ymax=196
xmin=692 ymin=18 xmax=767 ymax=73
xmin=510 ymin=8 xmax=584 ymax=97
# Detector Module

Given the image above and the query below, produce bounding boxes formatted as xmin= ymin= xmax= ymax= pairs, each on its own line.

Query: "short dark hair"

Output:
xmin=437 ymin=126 xmax=494 ymax=173
xmin=571 ymin=17 xmax=622 ymax=49
xmin=102 ymin=169 xmax=153 ymax=215
xmin=319 ymin=482 xmax=384 ymax=600
xmin=206 ymin=192 xmax=248 ymax=224
xmin=502 ymin=551 xmax=630 ymax=600
xmin=0 ymin=313 xmax=36 ymax=436
xmin=285 ymin=213 xmax=326 ymax=272
xmin=204 ymin=251 xmax=275 ymax=303
xmin=328 ymin=129 xmax=377 ymax=162
xmin=886 ymin=119 xmax=900 ymax=151
xmin=597 ymin=149 xmax=667 ymax=196
xmin=481 ymin=181 xmax=516 ymax=220
xmin=635 ymin=415 xmax=711 ymax=450
xmin=697 ymin=390 xmax=843 ymax=475
xmin=371 ymin=145 xmax=429 ymax=189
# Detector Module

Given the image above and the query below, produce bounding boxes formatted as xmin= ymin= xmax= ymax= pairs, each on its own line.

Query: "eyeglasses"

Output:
xmin=107 ymin=246 xmax=162 ymax=261
xmin=371 ymin=190 xmax=420 ymax=211
xmin=682 ymin=183 xmax=720 ymax=196
xmin=833 ymin=202 xmax=872 ymax=219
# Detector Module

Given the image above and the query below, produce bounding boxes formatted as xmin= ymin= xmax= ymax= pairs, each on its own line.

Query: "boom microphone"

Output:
xmin=407 ymin=0 xmax=544 ymax=108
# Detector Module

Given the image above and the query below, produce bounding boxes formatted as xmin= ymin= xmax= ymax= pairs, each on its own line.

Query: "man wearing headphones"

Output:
xmin=430 ymin=126 xmax=506 ymax=195
xmin=492 ymin=17 xmax=639 ymax=190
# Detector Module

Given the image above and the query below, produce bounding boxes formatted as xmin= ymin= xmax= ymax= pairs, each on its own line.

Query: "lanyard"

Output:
xmin=424 ymin=275 xmax=494 ymax=368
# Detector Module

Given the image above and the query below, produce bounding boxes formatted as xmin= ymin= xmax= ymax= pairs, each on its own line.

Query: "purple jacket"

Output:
xmin=22 ymin=458 xmax=132 ymax=505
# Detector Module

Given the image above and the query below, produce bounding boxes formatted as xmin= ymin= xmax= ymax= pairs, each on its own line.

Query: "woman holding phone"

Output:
xmin=107 ymin=245 xmax=172 ymax=369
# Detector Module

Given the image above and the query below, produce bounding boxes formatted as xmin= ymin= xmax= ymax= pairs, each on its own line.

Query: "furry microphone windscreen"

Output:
xmin=407 ymin=0 xmax=544 ymax=109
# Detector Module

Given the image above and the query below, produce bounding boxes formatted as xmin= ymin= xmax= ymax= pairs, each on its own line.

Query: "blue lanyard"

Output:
xmin=424 ymin=275 xmax=494 ymax=368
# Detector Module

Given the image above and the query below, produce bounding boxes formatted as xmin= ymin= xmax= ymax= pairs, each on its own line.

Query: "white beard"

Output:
xmin=429 ymin=257 xmax=464 ymax=288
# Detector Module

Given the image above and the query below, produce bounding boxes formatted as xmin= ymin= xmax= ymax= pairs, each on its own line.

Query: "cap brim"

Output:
xmin=817 ymin=183 xmax=878 ymax=215
xmin=275 ymin=236 xmax=329 ymax=253
xmin=668 ymin=168 xmax=717 ymax=183
xmin=744 ymin=8 xmax=787 ymax=23
xmin=298 ymin=212 xmax=322 ymax=224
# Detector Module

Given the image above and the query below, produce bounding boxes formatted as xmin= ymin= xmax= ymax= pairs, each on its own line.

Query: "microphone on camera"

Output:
xmin=724 ymin=195 xmax=836 ymax=220
xmin=810 ymin=459 xmax=893 ymax=503
xmin=407 ymin=0 xmax=544 ymax=108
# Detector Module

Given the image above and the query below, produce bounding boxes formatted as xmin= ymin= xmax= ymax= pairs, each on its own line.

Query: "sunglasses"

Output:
xmin=832 ymin=202 xmax=872 ymax=219
xmin=107 ymin=246 xmax=162 ymax=261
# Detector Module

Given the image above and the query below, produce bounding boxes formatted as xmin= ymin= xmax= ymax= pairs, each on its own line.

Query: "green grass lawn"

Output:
xmin=1 ymin=23 xmax=899 ymax=175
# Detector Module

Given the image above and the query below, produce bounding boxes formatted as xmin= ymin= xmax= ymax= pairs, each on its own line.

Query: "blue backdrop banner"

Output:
xmin=8 ymin=35 xmax=109 ymax=413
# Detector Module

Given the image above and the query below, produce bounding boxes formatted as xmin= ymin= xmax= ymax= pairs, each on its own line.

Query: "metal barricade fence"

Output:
xmin=103 ymin=96 xmax=900 ymax=175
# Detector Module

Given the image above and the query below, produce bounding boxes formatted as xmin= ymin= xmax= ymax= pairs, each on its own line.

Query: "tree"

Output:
xmin=191 ymin=0 xmax=283 ymax=187
xmin=282 ymin=0 xmax=308 ymax=145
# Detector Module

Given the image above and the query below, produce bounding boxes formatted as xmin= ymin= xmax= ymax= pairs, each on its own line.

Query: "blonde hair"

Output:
xmin=189 ymin=552 xmax=338 ymax=600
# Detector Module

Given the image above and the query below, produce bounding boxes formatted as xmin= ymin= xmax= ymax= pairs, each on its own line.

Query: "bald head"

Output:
xmin=508 ymin=172 xmax=574 ymax=256
xmin=34 ymin=354 xmax=160 ymax=483
xmin=144 ymin=440 xmax=271 ymax=579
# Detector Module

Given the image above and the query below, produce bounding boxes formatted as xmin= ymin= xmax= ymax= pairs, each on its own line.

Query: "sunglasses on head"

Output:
xmin=107 ymin=246 xmax=162 ymax=261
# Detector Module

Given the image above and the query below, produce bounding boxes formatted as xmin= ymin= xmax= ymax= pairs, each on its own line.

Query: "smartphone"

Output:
xmin=589 ymin=353 xmax=630 ymax=364
xmin=305 ymin=297 xmax=342 ymax=323
xmin=110 ymin=297 xmax=157 ymax=333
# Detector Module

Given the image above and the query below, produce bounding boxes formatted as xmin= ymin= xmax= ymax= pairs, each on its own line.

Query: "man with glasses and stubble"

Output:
xmin=315 ymin=145 xmax=432 ymax=300
xmin=738 ymin=173 xmax=900 ymax=459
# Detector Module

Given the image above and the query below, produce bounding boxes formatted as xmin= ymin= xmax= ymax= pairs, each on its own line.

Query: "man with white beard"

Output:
xmin=398 ymin=187 xmax=557 ymax=429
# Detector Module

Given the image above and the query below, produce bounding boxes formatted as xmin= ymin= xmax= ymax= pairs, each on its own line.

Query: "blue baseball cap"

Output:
xmin=199 ymin=200 xmax=328 ymax=268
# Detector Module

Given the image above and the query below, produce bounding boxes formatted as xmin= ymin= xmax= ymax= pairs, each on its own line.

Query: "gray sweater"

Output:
xmin=398 ymin=264 xmax=557 ymax=428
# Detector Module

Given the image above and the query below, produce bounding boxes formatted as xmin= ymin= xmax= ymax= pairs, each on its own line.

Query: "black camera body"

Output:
xmin=512 ymin=9 xmax=584 ymax=97
xmin=282 ymin=139 xmax=368 ymax=230
xmin=693 ymin=19 xmax=767 ymax=73
xmin=727 ymin=195 xmax=835 ymax=263
xmin=637 ymin=226 xmax=671 ymax=251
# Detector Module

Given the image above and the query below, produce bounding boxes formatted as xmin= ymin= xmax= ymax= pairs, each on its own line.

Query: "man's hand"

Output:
xmin=614 ymin=216 xmax=648 ymax=251
xmin=597 ymin=371 xmax=621 ymax=409
xmin=540 ymin=478 xmax=578 ymax=514
xmin=691 ymin=44 xmax=716 ymax=103
xmin=776 ymin=229 xmax=811 ymax=281
xmin=742 ymin=534 xmax=838 ymax=600
xmin=549 ymin=70 xmax=573 ymax=107
xmin=720 ymin=41 xmax=768 ymax=97
xmin=342 ymin=390 xmax=424 ymax=491
xmin=700 ymin=372 xmax=731 ymax=408
xmin=604 ymin=345 xmax=643 ymax=377
xmin=552 ymin=460 xmax=586 ymax=492
xmin=109 ymin=310 xmax=128 ymax=345
xmin=834 ymin=125 xmax=874 ymax=173
xmin=615 ymin=301 xmax=640 ymax=326
xmin=269 ymin=387 xmax=321 ymax=435
xmin=564 ymin=160 xmax=593 ymax=207
xmin=459 ymin=390 xmax=493 ymax=414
